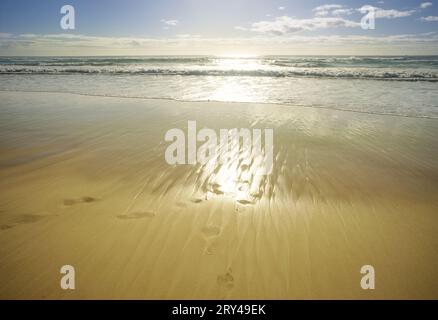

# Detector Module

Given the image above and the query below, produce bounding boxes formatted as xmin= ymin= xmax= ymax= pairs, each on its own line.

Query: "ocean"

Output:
xmin=1 ymin=55 xmax=437 ymax=118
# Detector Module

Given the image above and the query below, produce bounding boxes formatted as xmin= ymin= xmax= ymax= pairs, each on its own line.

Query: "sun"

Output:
xmin=217 ymin=53 xmax=259 ymax=58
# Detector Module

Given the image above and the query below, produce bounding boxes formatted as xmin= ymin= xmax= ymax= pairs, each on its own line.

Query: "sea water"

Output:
xmin=0 ymin=55 xmax=437 ymax=118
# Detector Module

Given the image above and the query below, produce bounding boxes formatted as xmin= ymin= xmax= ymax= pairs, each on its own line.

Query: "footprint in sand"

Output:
xmin=201 ymin=225 xmax=221 ymax=255
xmin=204 ymin=240 xmax=218 ymax=255
xmin=209 ymin=183 xmax=224 ymax=195
xmin=16 ymin=213 xmax=47 ymax=224
xmin=190 ymin=198 xmax=203 ymax=204
xmin=236 ymin=199 xmax=254 ymax=205
xmin=217 ymin=268 xmax=234 ymax=290
xmin=81 ymin=196 xmax=98 ymax=203
xmin=117 ymin=211 xmax=156 ymax=220
xmin=63 ymin=196 xmax=98 ymax=207
xmin=201 ymin=225 xmax=221 ymax=237
xmin=63 ymin=199 xmax=77 ymax=206
xmin=0 ymin=213 xmax=48 ymax=231
xmin=175 ymin=201 xmax=188 ymax=208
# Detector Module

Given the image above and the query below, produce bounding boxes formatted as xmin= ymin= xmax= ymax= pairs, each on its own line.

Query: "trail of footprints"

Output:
xmin=175 ymin=198 xmax=233 ymax=290
xmin=201 ymin=225 xmax=234 ymax=292
xmin=3 ymin=195 xmax=235 ymax=292
xmin=175 ymin=198 xmax=235 ymax=291
xmin=0 ymin=195 xmax=99 ymax=230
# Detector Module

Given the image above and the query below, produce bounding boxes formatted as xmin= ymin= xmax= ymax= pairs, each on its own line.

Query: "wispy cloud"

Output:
xmin=359 ymin=5 xmax=415 ymax=19
xmin=161 ymin=19 xmax=179 ymax=26
xmin=237 ymin=2 xmax=429 ymax=36
xmin=175 ymin=34 xmax=201 ymax=39
xmin=421 ymin=15 xmax=438 ymax=21
xmin=312 ymin=4 xmax=344 ymax=17
xmin=420 ymin=2 xmax=433 ymax=9
xmin=237 ymin=16 xmax=360 ymax=35
xmin=278 ymin=6 xmax=285 ymax=11
xmin=331 ymin=8 xmax=355 ymax=16
xmin=313 ymin=4 xmax=418 ymax=19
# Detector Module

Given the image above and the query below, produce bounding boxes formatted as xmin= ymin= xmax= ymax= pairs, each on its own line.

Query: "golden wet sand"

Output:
xmin=0 ymin=91 xmax=437 ymax=299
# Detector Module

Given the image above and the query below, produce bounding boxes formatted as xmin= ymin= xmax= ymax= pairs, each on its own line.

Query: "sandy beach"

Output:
xmin=0 ymin=90 xmax=437 ymax=299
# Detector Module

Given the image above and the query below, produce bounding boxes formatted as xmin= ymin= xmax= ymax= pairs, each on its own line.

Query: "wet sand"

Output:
xmin=0 ymin=91 xmax=437 ymax=299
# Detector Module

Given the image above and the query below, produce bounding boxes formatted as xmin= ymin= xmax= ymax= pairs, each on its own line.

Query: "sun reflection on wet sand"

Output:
xmin=193 ymin=130 xmax=272 ymax=206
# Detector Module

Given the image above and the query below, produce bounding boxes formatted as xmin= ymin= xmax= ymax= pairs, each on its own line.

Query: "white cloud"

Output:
xmin=234 ymin=26 xmax=248 ymax=31
xmin=312 ymin=3 xmax=419 ymax=20
xmin=332 ymin=8 xmax=355 ymax=15
xmin=278 ymin=6 xmax=285 ymax=10
xmin=376 ymin=9 xmax=415 ymax=18
xmin=241 ymin=16 xmax=360 ymax=35
xmin=314 ymin=10 xmax=329 ymax=17
xmin=161 ymin=19 xmax=179 ymax=26
xmin=313 ymin=4 xmax=344 ymax=16
xmin=420 ymin=2 xmax=433 ymax=9
xmin=313 ymin=4 xmax=355 ymax=17
xmin=421 ymin=15 xmax=438 ymax=21
xmin=359 ymin=5 xmax=415 ymax=19
xmin=175 ymin=34 xmax=201 ymax=39
xmin=239 ymin=2 xmax=419 ymax=36
xmin=313 ymin=4 xmax=344 ymax=12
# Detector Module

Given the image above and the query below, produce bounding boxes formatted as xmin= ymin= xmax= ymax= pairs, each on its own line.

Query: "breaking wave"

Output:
xmin=1 ymin=65 xmax=437 ymax=82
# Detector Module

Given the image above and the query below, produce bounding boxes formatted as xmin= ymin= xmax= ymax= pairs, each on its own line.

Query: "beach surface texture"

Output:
xmin=0 ymin=90 xmax=437 ymax=299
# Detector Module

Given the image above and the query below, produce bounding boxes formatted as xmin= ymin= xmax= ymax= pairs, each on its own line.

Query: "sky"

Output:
xmin=0 ymin=0 xmax=437 ymax=55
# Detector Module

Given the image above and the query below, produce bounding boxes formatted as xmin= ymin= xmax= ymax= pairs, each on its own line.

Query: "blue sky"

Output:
xmin=0 ymin=0 xmax=437 ymax=55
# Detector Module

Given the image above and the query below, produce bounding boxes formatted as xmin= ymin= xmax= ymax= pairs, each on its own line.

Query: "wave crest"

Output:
xmin=1 ymin=65 xmax=437 ymax=82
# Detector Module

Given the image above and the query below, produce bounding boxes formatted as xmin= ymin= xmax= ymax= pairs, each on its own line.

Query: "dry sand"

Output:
xmin=0 ymin=91 xmax=437 ymax=299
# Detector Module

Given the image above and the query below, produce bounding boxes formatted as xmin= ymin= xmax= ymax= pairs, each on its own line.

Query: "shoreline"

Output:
xmin=0 ymin=88 xmax=437 ymax=120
